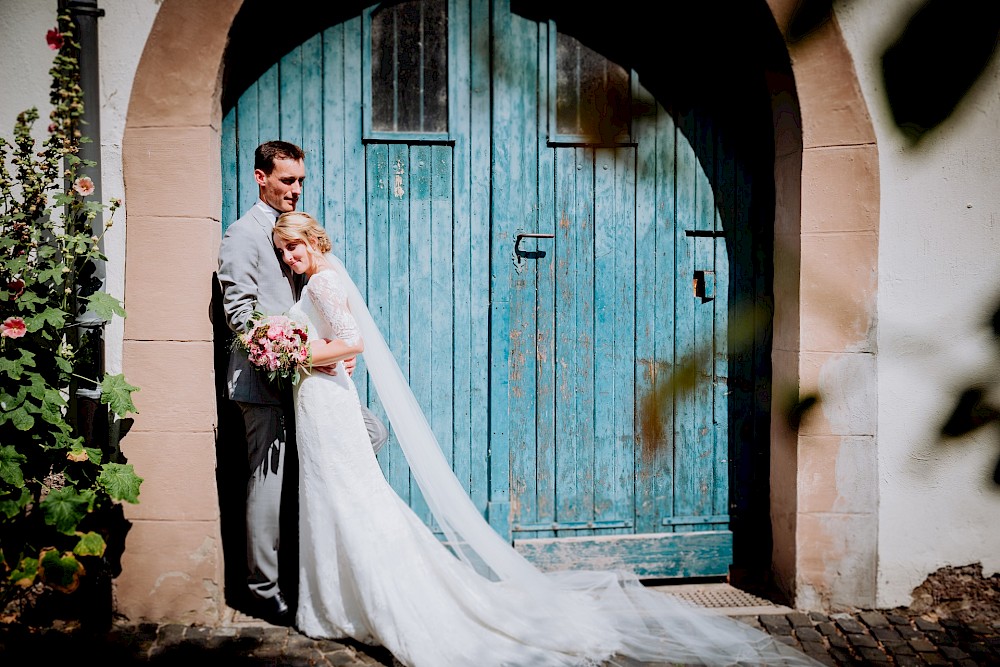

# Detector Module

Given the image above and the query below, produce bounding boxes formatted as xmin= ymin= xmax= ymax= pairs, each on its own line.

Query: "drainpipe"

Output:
xmin=62 ymin=0 xmax=107 ymax=448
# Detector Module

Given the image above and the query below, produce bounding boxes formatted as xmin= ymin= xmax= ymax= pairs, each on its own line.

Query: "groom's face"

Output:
xmin=256 ymin=158 xmax=305 ymax=213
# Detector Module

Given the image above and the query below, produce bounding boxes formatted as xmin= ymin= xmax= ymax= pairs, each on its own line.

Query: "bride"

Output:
xmin=272 ymin=211 xmax=821 ymax=667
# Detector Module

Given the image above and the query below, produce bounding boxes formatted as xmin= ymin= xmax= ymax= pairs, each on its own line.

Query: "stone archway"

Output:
xmin=765 ymin=1 xmax=880 ymax=611
xmin=117 ymin=0 xmax=877 ymax=623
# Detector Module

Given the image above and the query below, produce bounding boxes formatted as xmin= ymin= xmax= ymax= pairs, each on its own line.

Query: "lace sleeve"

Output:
xmin=307 ymin=270 xmax=361 ymax=344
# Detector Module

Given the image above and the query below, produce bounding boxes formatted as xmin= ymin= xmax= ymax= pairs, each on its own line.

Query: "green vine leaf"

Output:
xmin=39 ymin=548 xmax=84 ymax=593
xmin=99 ymin=462 xmax=142 ymax=504
xmin=0 ymin=487 xmax=31 ymax=519
xmin=100 ymin=373 xmax=139 ymax=417
xmin=9 ymin=406 xmax=34 ymax=431
xmin=0 ymin=445 xmax=27 ymax=486
xmin=36 ymin=265 xmax=64 ymax=284
xmin=40 ymin=486 xmax=95 ymax=535
xmin=28 ymin=306 xmax=68 ymax=331
xmin=84 ymin=290 xmax=126 ymax=322
xmin=73 ymin=531 xmax=106 ymax=558
xmin=0 ymin=349 xmax=36 ymax=380
xmin=53 ymin=191 xmax=75 ymax=206
xmin=11 ymin=557 xmax=39 ymax=588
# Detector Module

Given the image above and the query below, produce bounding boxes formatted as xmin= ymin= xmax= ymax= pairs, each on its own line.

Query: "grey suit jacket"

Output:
xmin=218 ymin=205 xmax=302 ymax=405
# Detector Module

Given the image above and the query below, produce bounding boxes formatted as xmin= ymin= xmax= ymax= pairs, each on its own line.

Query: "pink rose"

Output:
xmin=73 ymin=176 xmax=95 ymax=197
xmin=1 ymin=316 xmax=27 ymax=339
xmin=265 ymin=352 xmax=280 ymax=371
xmin=46 ymin=28 xmax=63 ymax=51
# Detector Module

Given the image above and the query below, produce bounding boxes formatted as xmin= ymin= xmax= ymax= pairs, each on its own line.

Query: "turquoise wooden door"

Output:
xmin=222 ymin=0 xmax=746 ymax=579
xmin=490 ymin=9 xmax=732 ymax=577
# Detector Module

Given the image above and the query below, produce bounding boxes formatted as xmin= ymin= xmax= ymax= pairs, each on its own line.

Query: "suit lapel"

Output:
xmin=248 ymin=207 xmax=299 ymax=299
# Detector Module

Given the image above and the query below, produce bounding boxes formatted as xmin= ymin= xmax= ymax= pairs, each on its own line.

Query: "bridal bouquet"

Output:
xmin=232 ymin=312 xmax=311 ymax=385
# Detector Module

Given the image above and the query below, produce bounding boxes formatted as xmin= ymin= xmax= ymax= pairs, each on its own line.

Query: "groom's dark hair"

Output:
xmin=255 ymin=140 xmax=306 ymax=174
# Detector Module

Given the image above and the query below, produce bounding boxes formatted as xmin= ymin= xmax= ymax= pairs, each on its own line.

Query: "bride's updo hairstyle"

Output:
xmin=274 ymin=211 xmax=332 ymax=255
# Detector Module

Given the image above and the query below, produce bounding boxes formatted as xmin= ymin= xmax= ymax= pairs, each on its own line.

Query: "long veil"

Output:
xmin=327 ymin=253 xmax=820 ymax=666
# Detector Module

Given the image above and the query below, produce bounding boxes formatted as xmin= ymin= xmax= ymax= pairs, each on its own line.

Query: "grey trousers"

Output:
xmin=239 ymin=401 xmax=389 ymax=600
xmin=239 ymin=402 xmax=287 ymax=601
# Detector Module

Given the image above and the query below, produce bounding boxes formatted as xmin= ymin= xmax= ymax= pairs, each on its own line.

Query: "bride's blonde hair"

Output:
xmin=274 ymin=211 xmax=332 ymax=254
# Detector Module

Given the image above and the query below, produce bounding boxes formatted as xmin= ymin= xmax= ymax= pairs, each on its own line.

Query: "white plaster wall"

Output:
xmin=0 ymin=0 xmax=160 ymax=375
xmin=835 ymin=1 xmax=1000 ymax=608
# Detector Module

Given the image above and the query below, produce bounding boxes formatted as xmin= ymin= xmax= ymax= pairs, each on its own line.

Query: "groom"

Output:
xmin=218 ymin=140 xmax=388 ymax=624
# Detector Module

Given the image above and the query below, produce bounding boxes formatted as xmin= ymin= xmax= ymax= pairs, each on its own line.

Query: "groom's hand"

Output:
xmin=312 ymin=341 xmax=356 ymax=377
xmin=342 ymin=356 xmax=357 ymax=376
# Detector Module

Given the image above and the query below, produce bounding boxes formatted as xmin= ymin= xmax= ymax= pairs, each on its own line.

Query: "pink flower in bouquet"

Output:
xmin=232 ymin=312 xmax=311 ymax=385
xmin=1 ymin=316 xmax=27 ymax=339
xmin=73 ymin=176 xmax=95 ymax=197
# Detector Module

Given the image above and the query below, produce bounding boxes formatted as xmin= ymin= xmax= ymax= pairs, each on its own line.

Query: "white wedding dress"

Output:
xmin=288 ymin=259 xmax=821 ymax=667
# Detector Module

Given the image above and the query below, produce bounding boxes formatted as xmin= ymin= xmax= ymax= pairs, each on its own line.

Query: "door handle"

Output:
xmin=693 ymin=270 xmax=715 ymax=301
xmin=512 ymin=233 xmax=554 ymax=272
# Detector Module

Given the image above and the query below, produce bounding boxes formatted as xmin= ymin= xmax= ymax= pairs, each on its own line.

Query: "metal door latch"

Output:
xmin=512 ymin=232 xmax=554 ymax=272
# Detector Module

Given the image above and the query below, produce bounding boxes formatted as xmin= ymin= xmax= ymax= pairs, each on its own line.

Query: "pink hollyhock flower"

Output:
xmin=46 ymin=28 xmax=63 ymax=51
xmin=7 ymin=279 xmax=25 ymax=299
xmin=73 ymin=176 xmax=95 ymax=197
xmin=1 ymin=316 xmax=27 ymax=339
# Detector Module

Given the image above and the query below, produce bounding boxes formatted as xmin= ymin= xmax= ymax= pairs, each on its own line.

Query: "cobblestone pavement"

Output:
xmin=2 ymin=607 xmax=999 ymax=665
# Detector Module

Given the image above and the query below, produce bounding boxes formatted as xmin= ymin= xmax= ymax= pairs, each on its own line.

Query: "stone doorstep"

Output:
xmin=649 ymin=582 xmax=795 ymax=616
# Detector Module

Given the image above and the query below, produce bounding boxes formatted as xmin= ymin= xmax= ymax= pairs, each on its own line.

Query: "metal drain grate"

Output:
xmin=654 ymin=584 xmax=786 ymax=610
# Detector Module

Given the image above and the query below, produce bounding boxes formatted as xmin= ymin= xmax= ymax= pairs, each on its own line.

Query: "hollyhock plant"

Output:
xmin=0 ymin=13 xmax=142 ymax=620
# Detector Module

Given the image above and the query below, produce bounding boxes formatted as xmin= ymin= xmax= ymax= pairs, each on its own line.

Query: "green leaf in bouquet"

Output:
xmin=99 ymin=462 xmax=143 ymax=504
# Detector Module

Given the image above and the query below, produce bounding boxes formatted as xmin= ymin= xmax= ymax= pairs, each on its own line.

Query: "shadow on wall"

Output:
xmin=210 ymin=275 xmax=300 ymax=613
xmin=939 ymin=298 xmax=1000 ymax=485
xmin=791 ymin=0 xmax=1000 ymax=485
xmin=788 ymin=0 xmax=1000 ymax=143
